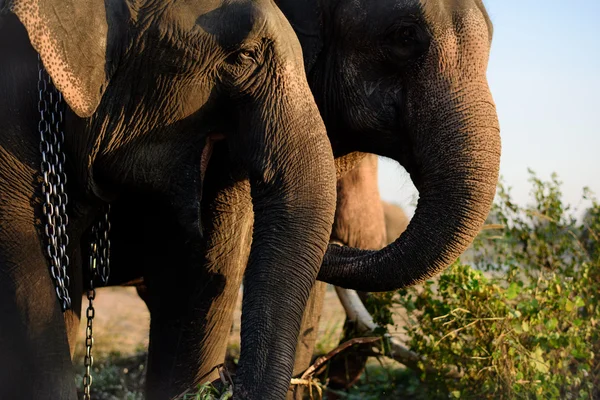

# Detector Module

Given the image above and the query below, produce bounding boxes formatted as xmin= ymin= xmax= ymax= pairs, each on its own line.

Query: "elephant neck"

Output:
xmin=58 ymin=108 xmax=115 ymax=205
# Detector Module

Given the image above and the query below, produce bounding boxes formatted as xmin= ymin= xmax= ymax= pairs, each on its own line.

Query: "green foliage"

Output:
xmin=365 ymin=291 xmax=396 ymax=334
xmin=342 ymin=365 xmax=424 ymax=399
xmin=368 ymin=171 xmax=600 ymax=399
xmin=178 ymin=382 xmax=233 ymax=400
xmin=74 ymin=352 xmax=146 ymax=400
xmin=73 ymin=351 xmax=232 ymax=400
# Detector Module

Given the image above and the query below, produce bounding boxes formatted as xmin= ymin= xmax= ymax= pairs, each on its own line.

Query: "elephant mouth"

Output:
xmin=200 ymin=133 xmax=225 ymax=184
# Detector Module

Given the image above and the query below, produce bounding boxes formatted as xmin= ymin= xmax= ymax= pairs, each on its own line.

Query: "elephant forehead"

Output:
xmin=337 ymin=0 xmax=421 ymax=28
xmin=335 ymin=0 xmax=491 ymax=46
xmin=181 ymin=0 xmax=269 ymax=49
xmin=420 ymin=0 xmax=493 ymax=39
xmin=429 ymin=9 xmax=492 ymax=77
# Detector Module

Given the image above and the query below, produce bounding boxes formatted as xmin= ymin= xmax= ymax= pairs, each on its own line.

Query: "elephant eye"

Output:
xmin=237 ymin=48 xmax=258 ymax=64
xmin=384 ymin=22 xmax=429 ymax=64
xmin=221 ymin=42 xmax=265 ymax=82
xmin=396 ymin=26 xmax=417 ymax=45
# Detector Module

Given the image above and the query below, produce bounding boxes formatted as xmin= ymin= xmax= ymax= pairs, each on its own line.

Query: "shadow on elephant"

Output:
xmin=86 ymin=0 xmax=502 ymax=398
xmin=0 ymin=1 xmax=340 ymax=399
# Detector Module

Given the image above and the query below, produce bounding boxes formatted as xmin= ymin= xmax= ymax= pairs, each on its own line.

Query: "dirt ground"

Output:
xmin=75 ymin=285 xmax=349 ymax=360
xmin=75 ymin=284 xmax=408 ymax=361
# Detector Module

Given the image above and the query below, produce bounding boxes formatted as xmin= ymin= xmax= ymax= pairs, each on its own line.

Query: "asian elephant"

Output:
xmin=0 ymin=1 xmax=338 ymax=399
xmin=287 ymin=0 xmax=501 ymax=389
xmin=110 ymin=0 xmax=502 ymax=398
xmin=298 ymin=0 xmax=501 ymax=292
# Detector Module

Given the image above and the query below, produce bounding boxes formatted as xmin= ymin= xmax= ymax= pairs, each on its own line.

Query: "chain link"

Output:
xmin=38 ymin=54 xmax=72 ymax=311
xmin=97 ymin=206 xmax=111 ymax=285
xmin=82 ymin=206 xmax=111 ymax=400
xmin=38 ymin=55 xmax=112 ymax=399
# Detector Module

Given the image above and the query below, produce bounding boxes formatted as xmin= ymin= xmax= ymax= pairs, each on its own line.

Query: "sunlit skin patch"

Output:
xmin=11 ymin=0 xmax=109 ymax=117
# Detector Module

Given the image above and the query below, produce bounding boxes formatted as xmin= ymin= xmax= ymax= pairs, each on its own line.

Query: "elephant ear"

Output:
xmin=275 ymin=0 xmax=323 ymax=71
xmin=9 ymin=0 xmax=121 ymax=117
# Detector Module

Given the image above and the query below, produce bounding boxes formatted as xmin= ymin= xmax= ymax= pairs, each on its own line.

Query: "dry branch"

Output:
xmin=300 ymin=336 xmax=382 ymax=380
xmin=332 ymin=287 xmax=463 ymax=379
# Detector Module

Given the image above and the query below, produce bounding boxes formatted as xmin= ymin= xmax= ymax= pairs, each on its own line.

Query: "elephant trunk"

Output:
xmin=230 ymin=63 xmax=337 ymax=398
xmin=318 ymin=80 xmax=501 ymax=292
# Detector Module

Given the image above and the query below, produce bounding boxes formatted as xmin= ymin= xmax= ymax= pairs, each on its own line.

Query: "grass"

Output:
xmin=74 ymin=352 xmax=146 ymax=400
xmin=73 ymin=348 xmax=414 ymax=400
xmin=341 ymin=364 xmax=422 ymax=400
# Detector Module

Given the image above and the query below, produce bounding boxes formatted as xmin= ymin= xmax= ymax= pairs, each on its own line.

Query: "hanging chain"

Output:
xmin=83 ymin=205 xmax=111 ymax=400
xmin=38 ymin=54 xmax=72 ymax=311
xmin=97 ymin=207 xmax=111 ymax=286
xmin=37 ymin=54 xmax=112 ymax=399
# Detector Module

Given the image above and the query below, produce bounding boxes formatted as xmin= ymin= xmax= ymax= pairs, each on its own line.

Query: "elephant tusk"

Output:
xmin=200 ymin=133 xmax=226 ymax=185
xmin=334 ymin=287 xmax=379 ymax=333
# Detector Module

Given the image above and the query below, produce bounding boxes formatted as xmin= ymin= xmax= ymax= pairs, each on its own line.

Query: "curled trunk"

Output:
xmin=318 ymin=82 xmax=501 ymax=292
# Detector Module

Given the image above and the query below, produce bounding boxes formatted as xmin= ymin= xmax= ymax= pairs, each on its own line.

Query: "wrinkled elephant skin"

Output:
xmin=0 ymin=1 xmax=336 ymax=399
xmin=107 ymin=0 xmax=502 ymax=398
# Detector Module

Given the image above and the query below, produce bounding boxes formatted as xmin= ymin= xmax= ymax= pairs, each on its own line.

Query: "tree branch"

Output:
xmin=332 ymin=287 xmax=463 ymax=379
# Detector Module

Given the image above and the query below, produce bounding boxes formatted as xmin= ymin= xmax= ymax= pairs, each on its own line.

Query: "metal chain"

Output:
xmin=83 ymin=205 xmax=111 ymax=400
xmin=97 ymin=206 xmax=111 ymax=285
xmin=82 ymin=241 xmax=96 ymax=400
xmin=38 ymin=54 xmax=72 ymax=311
xmin=37 ymin=55 xmax=112 ymax=399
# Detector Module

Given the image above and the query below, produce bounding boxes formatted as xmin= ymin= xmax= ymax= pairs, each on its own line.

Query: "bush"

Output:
xmin=372 ymin=171 xmax=599 ymax=399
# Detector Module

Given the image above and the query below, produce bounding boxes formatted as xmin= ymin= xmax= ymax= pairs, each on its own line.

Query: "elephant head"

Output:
xmin=0 ymin=0 xmax=336 ymax=398
xmin=277 ymin=0 xmax=501 ymax=292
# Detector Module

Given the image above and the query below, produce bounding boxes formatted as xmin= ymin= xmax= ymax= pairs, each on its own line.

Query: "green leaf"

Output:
xmin=451 ymin=390 xmax=461 ymax=398
xmin=506 ymin=282 xmax=520 ymax=300
xmin=516 ymin=371 xmax=524 ymax=380
xmin=545 ymin=318 xmax=558 ymax=330
xmin=528 ymin=298 xmax=539 ymax=310
xmin=565 ymin=299 xmax=575 ymax=312
xmin=531 ymin=347 xmax=549 ymax=373
xmin=512 ymin=322 xmax=523 ymax=334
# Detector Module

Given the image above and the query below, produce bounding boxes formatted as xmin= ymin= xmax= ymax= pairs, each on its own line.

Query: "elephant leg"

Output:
xmin=144 ymin=255 xmax=248 ymax=400
xmin=96 ymin=143 xmax=252 ymax=398
xmin=140 ymin=144 xmax=254 ymax=399
xmin=178 ymin=148 xmax=253 ymax=387
xmin=0 ymin=206 xmax=78 ymax=399
xmin=129 ymin=201 xmax=205 ymax=400
xmin=382 ymin=201 xmax=410 ymax=245
xmin=326 ymin=154 xmax=388 ymax=391
xmin=287 ymin=280 xmax=328 ymax=400
xmin=287 ymin=154 xmax=389 ymax=398
xmin=64 ymin=245 xmax=83 ymax=359
xmin=134 ymin=280 xmax=151 ymax=309
xmin=81 ymin=192 xmax=198 ymax=398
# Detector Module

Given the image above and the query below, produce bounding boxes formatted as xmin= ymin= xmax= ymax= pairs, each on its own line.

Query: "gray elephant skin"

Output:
xmin=108 ymin=0 xmax=502 ymax=398
xmin=0 ymin=1 xmax=340 ymax=399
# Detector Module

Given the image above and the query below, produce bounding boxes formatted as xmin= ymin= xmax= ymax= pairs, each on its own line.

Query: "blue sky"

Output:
xmin=379 ymin=0 xmax=600 ymax=218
